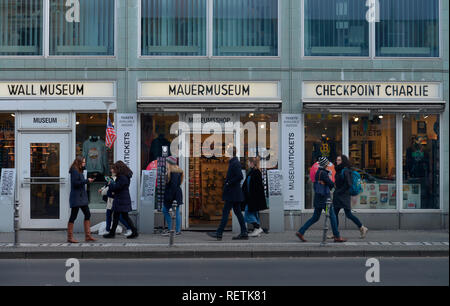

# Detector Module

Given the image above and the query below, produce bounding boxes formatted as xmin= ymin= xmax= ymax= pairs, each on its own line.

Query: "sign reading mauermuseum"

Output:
xmin=0 ymin=82 xmax=115 ymax=98
xmin=139 ymin=82 xmax=280 ymax=100
xmin=303 ymin=82 xmax=441 ymax=101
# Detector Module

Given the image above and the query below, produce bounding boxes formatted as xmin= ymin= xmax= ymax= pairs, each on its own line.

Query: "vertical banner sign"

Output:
xmin=116 ymin=114 xmax=138 ymax=210
xmin=282 ymin=114 xmax=302 ymax=210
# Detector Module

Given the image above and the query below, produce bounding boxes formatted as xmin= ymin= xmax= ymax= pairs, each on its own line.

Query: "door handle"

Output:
xmin=21 ymin=177 xmax=66 ymax=187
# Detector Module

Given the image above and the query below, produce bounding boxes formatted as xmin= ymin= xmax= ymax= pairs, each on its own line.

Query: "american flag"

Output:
xmin=105 ymin=117 xmax=117 ymax=149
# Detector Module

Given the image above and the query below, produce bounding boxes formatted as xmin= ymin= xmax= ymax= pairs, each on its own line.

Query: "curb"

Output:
xmin=0 ymin=249 xmax=448 ymax=259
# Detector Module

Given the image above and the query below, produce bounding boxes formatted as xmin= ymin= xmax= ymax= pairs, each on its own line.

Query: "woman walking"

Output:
xmin=103 ymin=161 xmax=138 ymax=239
xmin=333 ymin=155 xmax=368 ymax=238
xmin=162 ymin=156 xmax=184 ymax=235
xmin=68 ymin=156 xmax=96 ymax=243
xmin=242 ymin=157 xmax=267 ymax=237
xmin=296 ymin=157 xmax=347 ymax=243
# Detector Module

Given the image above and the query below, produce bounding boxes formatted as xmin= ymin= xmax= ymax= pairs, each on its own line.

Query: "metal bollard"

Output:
xmin=320 ymin=198 xmax=332 ymax=247
xmin=169 ymin=200 xmax=178 ymax=247
xmin=14 ymin=200 xmax=19 ymax=247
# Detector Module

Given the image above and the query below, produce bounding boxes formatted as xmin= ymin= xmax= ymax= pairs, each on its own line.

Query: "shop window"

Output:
xmin=213 ymin=0 xmax=278 ymax=56
xmin=49 ymin=0 xmax=115 ymax=56
xmin=0 ymin=0 xmax=43 ymax=56
xmin=0 ymin=114 xmax=15 ymax=171
xmin=305 ymin=114 xmax=342 ymax=209
xmin=349 ymin=114 xmax=396 ymax=209
xmin=376 ymin=0 xmax=439 ymax=57
xmin=402 ymin=114 xmax=440 ymax=209
xmin=304 ymin=0 xmax=369 ymax=57
xmin=141 ymin=0 xmax=207 ymax=56
xmin=76 ymin=113 xmax=114 ymax=210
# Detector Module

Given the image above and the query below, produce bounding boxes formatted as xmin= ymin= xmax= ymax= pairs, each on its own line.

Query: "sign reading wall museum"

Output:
xmin=281 ymin=114 xmax=302 ymax=211
xmin=0 ymin=82 xmax=115 ymax=98
xmin=116 ymin=113 xmax=138 ymax=210
xmin=303 ymin=82 xmax=441 ymax=101
xmin=139 ymin=82 xmax=280 ymax=100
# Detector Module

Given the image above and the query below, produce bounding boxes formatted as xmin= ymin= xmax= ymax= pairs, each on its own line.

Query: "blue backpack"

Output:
xmin=341 ymin=168 xmax=362 ymax=196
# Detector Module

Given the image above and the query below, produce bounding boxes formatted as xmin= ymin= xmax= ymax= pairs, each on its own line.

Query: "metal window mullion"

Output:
xmin=342 ymin=113 xmax=349 ymax=156
xmin=369 ymin=0 xmax=376 ymax=58
xmin=439 ymin=112 xmax=444 ymax=211
xmin=43 ymin=0 xmax=49 ymax=57
xmin=396 ymin=114 xmax=403 ymax=212
xmin=207 ymin=0 xmax=213 ymax=57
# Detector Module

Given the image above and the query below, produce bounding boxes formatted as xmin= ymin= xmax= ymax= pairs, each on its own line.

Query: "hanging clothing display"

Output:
xmin=149 ymin=134 xmax=171 ymax=162
xmin=82 ymin=136 xmax=109 ymax=174
xmin=312 ymin=136 xmax=337 ymax=164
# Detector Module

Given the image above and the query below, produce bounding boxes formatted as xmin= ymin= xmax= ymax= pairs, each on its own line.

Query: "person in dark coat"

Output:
xmin=242 ymin=157 xmax=268 ymax=237
xmin=103 ymin=161 xmax=138 ymax=239
xmin=162 ymin=156 xmax=184 ymax=235
xmin=333 ymin=155 xmax=368 ymax=238
xmin=67 ymin=156 xmax=95 ymax=243
xmin=207 ymin=146 xmax=248 ymax=240
xmin=296 ymin=157 xmax=347 ymax=243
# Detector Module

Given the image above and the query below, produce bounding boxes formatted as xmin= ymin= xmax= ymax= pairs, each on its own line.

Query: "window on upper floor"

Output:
xmin=375 ymin=0 xmax=439 ymax=57
xmin=0 ymin=0 xmax=43 ymax=56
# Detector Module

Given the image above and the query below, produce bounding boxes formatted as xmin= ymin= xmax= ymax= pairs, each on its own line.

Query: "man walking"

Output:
xmin=207 ymin=145 xmax=248 ymax=240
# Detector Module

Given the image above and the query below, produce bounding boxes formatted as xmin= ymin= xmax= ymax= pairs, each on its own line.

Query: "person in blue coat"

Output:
xmin=67 ymin=156 xmax=95 ymax=243
xmin=103 ymin=161 xmax=138 ymax=239
xmin=207 ymin=146 xmax=248 ymax=240
xmin=296 ymin=157 xmax=347 ymax=243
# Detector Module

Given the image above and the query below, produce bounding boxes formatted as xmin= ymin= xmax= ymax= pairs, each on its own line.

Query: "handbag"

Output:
xmin=314 ymin=170 xmax=330 ymax=197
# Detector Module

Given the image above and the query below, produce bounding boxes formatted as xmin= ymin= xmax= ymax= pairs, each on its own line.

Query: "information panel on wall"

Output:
xmin=116 ymin=114 xmax=138 ymax=210
xmin=281 ymin=114 xmax=302 ymax=210
xmin=0 ymin=168 xmax=16 ymax=199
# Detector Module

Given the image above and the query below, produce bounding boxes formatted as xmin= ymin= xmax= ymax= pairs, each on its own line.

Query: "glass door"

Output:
xmin=20 ymin=133 xmax=69 ymax=229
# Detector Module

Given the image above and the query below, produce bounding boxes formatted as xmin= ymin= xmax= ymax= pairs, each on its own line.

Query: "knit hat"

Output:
xmin=318 ymin=156 xmax=329 ymax=168
xmin=167 ymin=156 xmax=177 ymax=165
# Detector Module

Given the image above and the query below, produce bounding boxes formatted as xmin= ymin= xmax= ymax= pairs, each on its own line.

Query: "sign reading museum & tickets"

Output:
xmin=281 ymin=114 xmax=302 ymax=211
xmin=0 ymin=82 xmax=115 ymax=98
xmin=139 ymin=81 xmax=280 ymax=100
xmin=116 ymin=114 xmax=138 ymax=211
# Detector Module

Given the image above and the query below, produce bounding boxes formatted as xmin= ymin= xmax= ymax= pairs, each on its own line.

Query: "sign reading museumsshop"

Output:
xmin=139 ymin=81 xmax=280 ymax=100
xmin=0 ymin=82 xmax=115 ymax=98
xmin=116 ymin=114 xmax=138 ymax=211
xmin=281 ymin=114 xmax=302 ymax=211
xmin=303 ymin=82 xmax=441 ymax=101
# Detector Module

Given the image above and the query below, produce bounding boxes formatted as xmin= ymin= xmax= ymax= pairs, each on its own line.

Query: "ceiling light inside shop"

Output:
xmin=76 ymin=121 xmax=80 ymax=125
xmin=378 ymin=115 xmax=384 ymax=119
xmin=354 ymin=117 xmax=359 ymax=122
xmin=10 ymin=114 xmax=15 ymax=117
xmin=424 ymin=115 xmax=429 ymax=119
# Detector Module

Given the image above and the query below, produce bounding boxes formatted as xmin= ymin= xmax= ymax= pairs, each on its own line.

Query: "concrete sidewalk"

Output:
xmin=0 ymin=230 xmax=448 ymax=259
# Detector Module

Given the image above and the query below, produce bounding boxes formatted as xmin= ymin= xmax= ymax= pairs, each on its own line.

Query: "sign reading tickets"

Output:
xmin=281 ymin=114 xmax=302 ymax=210
xmin=0 ymin=82 xmax=115 ymax=98
xmin=116 ymin=114 xmax=138 ymax=210
xmin=139 ymin=81 xmax=279 ymax=100
xmin=303 ymin=82 xmax=441 ymax=101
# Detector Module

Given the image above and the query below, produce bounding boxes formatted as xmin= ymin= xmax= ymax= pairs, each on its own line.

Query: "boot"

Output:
xmin=67 ymin=222 xmax=78 ymax=243
xmin=84 ymin=220 xmax=96 ymax=242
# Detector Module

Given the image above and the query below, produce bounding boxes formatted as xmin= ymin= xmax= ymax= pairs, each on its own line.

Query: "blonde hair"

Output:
xmin=166 ymin=163 xmax=184 ymax=184
xmin=248 ymin=156 xmax=261 ymax=170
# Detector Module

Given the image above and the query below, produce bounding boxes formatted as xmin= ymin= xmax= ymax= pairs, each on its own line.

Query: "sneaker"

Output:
xmin=360 ymin=226 xmax=368 ymax=239
xmin=232 ymin=234 xmax=249 ymax=240
xmin=327 ymin=233 xmax=335 ymax=239
xmin=207 ymin=232 xmax=222 ymax=241
xmin=161 ymin=230 xmax=170 ymax=236
xmin=124 ymin=229 xmax=132 ymax=237
xmin=176 ymin=231 xmax=182 ymax=235
xmin=248 ymin=228 xmax=263 ymax=237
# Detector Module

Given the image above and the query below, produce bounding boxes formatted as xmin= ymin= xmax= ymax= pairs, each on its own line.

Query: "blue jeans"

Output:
xmin=244 ymin=205 xmax=260 ymax=225
xmin=334 ymin=207 xmax=363 ymax=229
xmin=106 ymin=209 xmax=130 ymax=232
xmin=217 ymin=201 xmax=247 ymax=236
xmin=298 ymin=206 xmax=340 ymax=238
xmin=163 ymin=205 xmax=181 ymax=233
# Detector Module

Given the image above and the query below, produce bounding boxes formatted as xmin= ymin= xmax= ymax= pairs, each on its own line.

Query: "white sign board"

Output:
xmin=267 ymin=170 xmax=282 ymax=197
xmin=116 ymin=113 xmax=138 ymax=210
xmin=0 ymin=82 xmax=115 ymax=98
xmin=141 ymin=170 xmax=157 ymax=202
xmin=281 ymin=114 xmax=302 ymax=210
xmin=0 ymin=168 xmax=16 ymax=199
xmin=20 ymin=113 xmax=71 ymax=129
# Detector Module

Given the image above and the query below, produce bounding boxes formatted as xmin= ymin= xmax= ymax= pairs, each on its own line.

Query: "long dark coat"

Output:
xmin=241 ymin=168 xmax=268 ymax=212
xmin=164 ymin=168 xmax=184 ymax=209
xmin=69 ymin=168 xmax=89 ymax=208
xmin=332 ymin=166 xmax=353 ymax=210
xmin=109 ymin=174 xmax=133 ymax=212
xmin=222 ymin=157 xmax=244 ymax=203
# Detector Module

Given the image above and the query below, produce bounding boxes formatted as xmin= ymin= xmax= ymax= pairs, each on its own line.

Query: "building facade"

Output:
xmin=0 ymin=0 xmax=448 ymax=232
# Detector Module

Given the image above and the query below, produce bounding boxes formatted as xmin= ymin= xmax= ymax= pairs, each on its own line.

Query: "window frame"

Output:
xmin=138 ymin=0 xmax=281 ymax=59
xmin=0 ymin=0 xmax=117 ymax=58
xmin=301 ymin=0 xmax=442 ymax=60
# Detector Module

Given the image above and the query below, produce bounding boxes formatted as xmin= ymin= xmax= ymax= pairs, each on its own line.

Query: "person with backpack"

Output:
xmin=162 ymin=156 xmax=184 ymax=235
xmin=296 ymin=157 xmax=347 ymax=243
xmin=332 ymin=155 xmax=368 ymax=239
